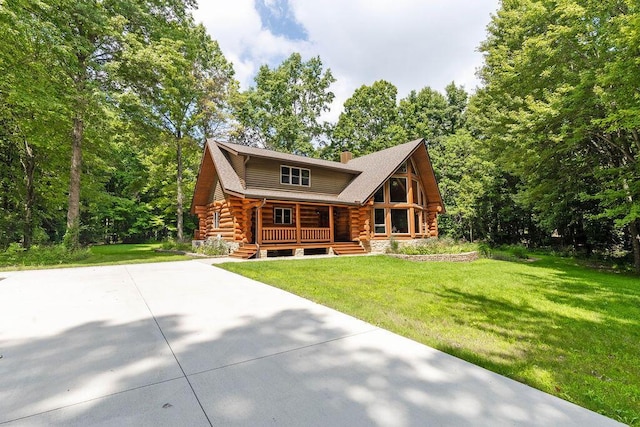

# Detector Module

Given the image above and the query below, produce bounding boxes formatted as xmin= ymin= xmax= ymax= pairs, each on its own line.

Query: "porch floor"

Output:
xmin=256 ymin=241 xmax=359 ymax=251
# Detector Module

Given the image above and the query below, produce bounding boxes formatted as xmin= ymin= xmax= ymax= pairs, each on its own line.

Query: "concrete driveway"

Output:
xmin=0 ymin=260 xmax=623 ymax=426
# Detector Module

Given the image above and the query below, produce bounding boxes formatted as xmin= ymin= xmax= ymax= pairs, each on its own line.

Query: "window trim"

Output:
xmin=280 ymin=165 xmax=310 ymax=187
xmin=213 ymin=211 xmax=221 ymax=229
xmin=390 ymin=208 xmax=410 ymax=234
xmin=373 ymin=185 xmax=385 ymax=203
xmin=374 ymin=208 xmax=387 ymax=235
xmin=274 ymin=207 xmax=293 ymax=225
xmin=389 ymin=177 xmax=408 ymax=203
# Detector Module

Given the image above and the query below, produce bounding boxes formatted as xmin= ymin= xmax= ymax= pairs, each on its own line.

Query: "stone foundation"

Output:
xmin=192 ymin=238 xmax=238 ymax=255
xmin=367 ymin=238 xmax=435 ymax=254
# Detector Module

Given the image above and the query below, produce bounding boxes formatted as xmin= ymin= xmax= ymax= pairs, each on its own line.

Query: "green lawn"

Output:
xmin=220 ymin=255 xmax=640 ymax=425
xmin=0 ymin=243 xmax=191 ymax=270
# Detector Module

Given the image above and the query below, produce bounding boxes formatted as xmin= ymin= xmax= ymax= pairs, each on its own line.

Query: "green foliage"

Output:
xmin=232 ymin=53 xmax=335 ymax=155
xmin=0 ymin=243 xmax=90 ymax=268
xmin=0 ymin=0 xmax=230 ymax=248
xmin=399 ymin=238 xmax=478 ymax=255
xmin=497 ymin=244 xmax=530 ymax=260
xmin=327 ymin=80 xmax=407 ymax=159
xmin=196 ymin=239 xmax=229 ymax=256
xmin=161 ymin=239 xmax=193 ymax=252
xmin=475 ymin=0 xmax=640 ymax=271
xmin=386 ymin=236 xmax=400 ymax=254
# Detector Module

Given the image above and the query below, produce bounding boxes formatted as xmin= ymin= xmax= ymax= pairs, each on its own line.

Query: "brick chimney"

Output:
xmin=340 ymin=151 xmax=353 ymax=164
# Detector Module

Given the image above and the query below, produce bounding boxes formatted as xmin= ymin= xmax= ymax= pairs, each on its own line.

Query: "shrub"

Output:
xmin=0 ymin=243 xmax=90 ymax=267
xmin=161 ymin=239 xmax=192 ymax=252
xmin=196 ymin=239 xmax=229 ymax=256
xmin=399 ymin=238 xmax=478 ymax=255
xmin=502 ymin=244 xmax=529 ymax=259
xmin=477 ymin=242 xmax=492 ymax=258
xmin=387 ymin=237 xmax=400 ymax=254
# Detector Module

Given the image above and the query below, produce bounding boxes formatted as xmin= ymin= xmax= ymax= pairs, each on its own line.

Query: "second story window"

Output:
xmin=281 ymin=165 xmax=310 ymax=186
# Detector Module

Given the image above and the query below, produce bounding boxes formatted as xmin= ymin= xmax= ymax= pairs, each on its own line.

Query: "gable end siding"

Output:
xmin=224 ymin=152 xmax=246 ymax=188
xmin=245 ymin=157 xmax=353 ymax=195
xmin=207 ymin=177 xmax=225 ymax=204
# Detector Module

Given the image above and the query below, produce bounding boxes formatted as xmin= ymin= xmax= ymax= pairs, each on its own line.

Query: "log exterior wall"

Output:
xmin=194 ymin=196 xmax=257 ymax=242
xmin=349 ymin=206 xmax=372 ymax=241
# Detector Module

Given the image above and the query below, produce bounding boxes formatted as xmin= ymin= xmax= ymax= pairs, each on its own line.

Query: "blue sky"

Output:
xmin=193 ymin=0 xmax=500 ymax=121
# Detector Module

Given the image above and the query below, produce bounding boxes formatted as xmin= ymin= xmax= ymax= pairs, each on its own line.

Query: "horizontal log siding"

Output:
xmin=245 ymin=157 xmax=353 ymax=194
xmin=348 ymin=206 xmax=372 ymax=241
xmin=195 ymin=196 xmax=256 ymax=242
xmin=300 ymin=205 xmax=322 ymax=228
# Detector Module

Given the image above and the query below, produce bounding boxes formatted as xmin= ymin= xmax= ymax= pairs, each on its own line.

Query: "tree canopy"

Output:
xmin=232 ymin=53 xmax=335 ymax=156
xmin=1 ymin=0 xmax=638 ymax=271
xmin=475 ymin=0 xmax=640 ymax=271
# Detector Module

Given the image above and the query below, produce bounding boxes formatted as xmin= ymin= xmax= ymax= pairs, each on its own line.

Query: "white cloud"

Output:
xmin=193 ymin=0 xmax=499 ymax=122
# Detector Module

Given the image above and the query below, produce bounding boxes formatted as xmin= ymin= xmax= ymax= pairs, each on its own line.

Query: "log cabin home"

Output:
xmin=190 ymin=138 xmax=444 ymax=258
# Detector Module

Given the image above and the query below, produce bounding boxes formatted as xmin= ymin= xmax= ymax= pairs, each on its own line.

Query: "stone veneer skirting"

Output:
xmin=192 ymin=238 xmax=239 ymax=255
xmin=387 ymin=251 xmax=479 ymax=262
xmin=365 ymin=238 xmax=440 ymax=254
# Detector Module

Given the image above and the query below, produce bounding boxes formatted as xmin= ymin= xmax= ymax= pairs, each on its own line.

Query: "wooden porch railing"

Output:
xmin=262 ymin=227 xmax=296 ymax=243
xmin=300 ymin=227 xmax=330 ymax=242
xmin=262 ymin=227 xmax=331 ymax=243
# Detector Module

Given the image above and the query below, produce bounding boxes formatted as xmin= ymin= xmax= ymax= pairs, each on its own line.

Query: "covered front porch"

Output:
xmin=254 ymin=201 xmax=352 ymax=245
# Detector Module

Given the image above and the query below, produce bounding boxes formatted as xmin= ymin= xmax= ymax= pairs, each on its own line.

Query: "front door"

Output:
xmin=333 ymin=207 xmax=350 ymax=241
xmin=249 ymin=208 xmax=256 ymax=243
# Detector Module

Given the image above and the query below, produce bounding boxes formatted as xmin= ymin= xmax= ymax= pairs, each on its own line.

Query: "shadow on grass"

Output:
xmin=430 ymin=261 xmax=640 ymax=426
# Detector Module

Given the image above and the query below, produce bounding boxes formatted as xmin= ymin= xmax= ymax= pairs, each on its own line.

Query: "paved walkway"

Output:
xmin=0 ymin=260 xmax=623 ymax=426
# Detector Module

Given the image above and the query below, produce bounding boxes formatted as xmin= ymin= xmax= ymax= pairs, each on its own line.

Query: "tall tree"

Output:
xmin=232 ymin=53 xmax=335 ymax=155
xmin=118 ymin=23 xmax=235 ymax=241
xmin=475 ymin=0 xmax=640 ymax=271
xmin=4 ymin=0 xmax=199 ymax=249
xmin=0 ymin=0 xmax=70 ymax=248
xmin=328 ymin=80 xmax=407 ymax=159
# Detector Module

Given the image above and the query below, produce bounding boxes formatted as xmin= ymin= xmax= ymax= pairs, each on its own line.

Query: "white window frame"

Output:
xmin=274 ymin=207 xmax=293 ymax=225
xmin=213 ymin=211 xmax=221 ymax=229
xmin=280 ymin=165 xmax=310 ymax=187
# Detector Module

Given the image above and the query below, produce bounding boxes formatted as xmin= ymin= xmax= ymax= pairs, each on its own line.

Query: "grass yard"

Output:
xmin=220 ymin=255 xmax=640 ymax=425
xmin=0 ymin=243 xmax=191 ymax=270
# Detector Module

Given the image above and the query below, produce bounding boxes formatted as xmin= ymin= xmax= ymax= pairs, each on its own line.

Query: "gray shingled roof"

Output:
xmin=243 ymin=188 xmax=348 ymax=205
xmin=208 ymin=141 xmax=245 ymax=195
xmin=338 ymin=139 xmax=424 ymax=203
xmin=217 ymin=141 xmax=362 ymax=173
xmin=207 ymin=138 xmax=430 ymax=206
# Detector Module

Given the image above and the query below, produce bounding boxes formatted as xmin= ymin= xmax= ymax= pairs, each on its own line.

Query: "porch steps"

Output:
xmin=331 ymin=242 xmax=367 ymax=256
xmin=230 ymin=244 xmax=258 ymax=259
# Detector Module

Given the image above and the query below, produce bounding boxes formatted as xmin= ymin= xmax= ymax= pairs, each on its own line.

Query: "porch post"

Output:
xmin=295 ymin=203 xmax=301 ymax=244
xmin=329 ymin=206 xmax=334 ymax=243
xmin=409 ymin=207 xmax=415 ymax=238
xmin=257 ymin=206 xmax=263 ymax=245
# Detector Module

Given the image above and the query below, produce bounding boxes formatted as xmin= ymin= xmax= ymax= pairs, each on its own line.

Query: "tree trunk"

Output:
xmin=176 ymin=134 xmax=184 ymax=242
xmin=630 ymin=219 xmax=640 ymax=275
xmin=66 ymin=112 xmax=83 ymax=248
xmin=21 ymin=137 xmax=36 ymax=249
